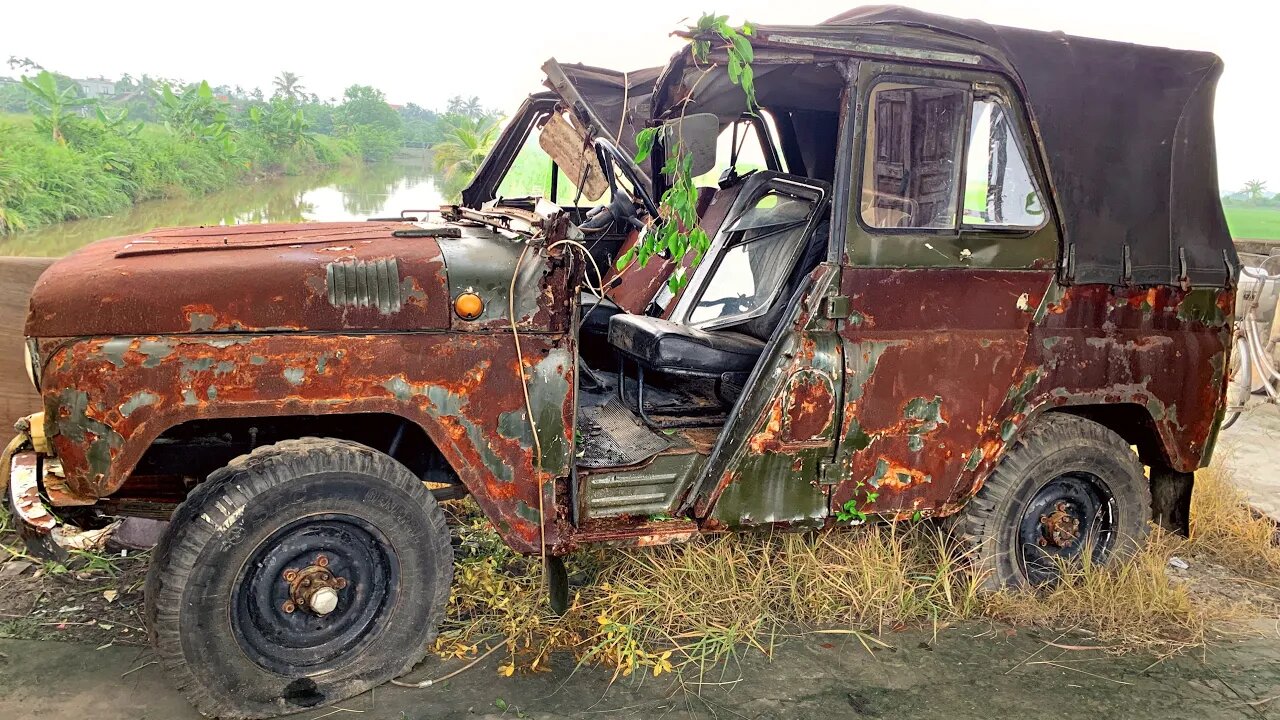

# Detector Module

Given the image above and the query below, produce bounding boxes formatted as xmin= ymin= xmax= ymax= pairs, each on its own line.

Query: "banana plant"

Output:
xmin=20 ymin=71 xmax=91 ymax=145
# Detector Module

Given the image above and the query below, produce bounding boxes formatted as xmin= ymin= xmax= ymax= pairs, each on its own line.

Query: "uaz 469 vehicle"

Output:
xmin=4 ymin=7 xmax=1236 ymax=718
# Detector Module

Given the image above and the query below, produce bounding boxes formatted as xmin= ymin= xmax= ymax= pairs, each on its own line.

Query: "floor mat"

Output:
xmin=577 ymin=396 xmax=672 ymax=469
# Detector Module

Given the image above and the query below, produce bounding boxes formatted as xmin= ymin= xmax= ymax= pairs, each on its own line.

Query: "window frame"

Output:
xmin=845 ymin=61 xmax=1059 ymax=269
xmin=673 ymin=174 xmax=830 ymax=332
xmin=959 ymin=83 xmax=1049 ymax=234
xmin=856 ymin=75 xmax=972 ymax=236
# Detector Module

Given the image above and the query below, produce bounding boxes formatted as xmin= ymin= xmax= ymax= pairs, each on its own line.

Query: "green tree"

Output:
xmin=272 ymin=71 xmax=306 ymax=103
xmin=1243 ymin=179 xmax=1268 ymax=202
xmin=335 ymin=84 xmax=403 ymax=161
xmin=431 ymin=114 xmax=500 ymax=182
xmin=20 ymin=71 xmax=90 ymax=144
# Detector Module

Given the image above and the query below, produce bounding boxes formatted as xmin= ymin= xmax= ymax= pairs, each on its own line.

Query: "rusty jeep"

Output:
xmin=3 ymin=6 xmax=1237 ymax=718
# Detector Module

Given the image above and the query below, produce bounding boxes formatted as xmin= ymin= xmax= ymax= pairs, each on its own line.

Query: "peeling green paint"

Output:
xmin=100 ymin=338 xmax=131 ymax=368
xmin=182 ymin=389 xmax=198 ymax=406
xmin=119 ymin=391 xmax=158 ymax=418
xmin=1175 ymin=288 xmax=1226 ymax=326
xmin=187 ymin=312 xmax=217 ymax=332
xmin=283 ymin=367 xmax=306 ymax=386
xmin=52 ymin=388 xmax=124 ymax=481
xmin=869 ymin=457 xmax=889 ymax=488
xmin=250 ymin=355 xmax=268 ymax=366
xmin=137 ymin=340 xmax=175 ymax=369
xmin=964 ymin=447 xmax=985 ymax=471
xmin=1000 ymin=419 xmax=1017 ymax=442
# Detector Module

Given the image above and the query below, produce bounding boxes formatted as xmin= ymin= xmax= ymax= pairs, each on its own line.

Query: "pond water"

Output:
xmin=0 ymin=159 xmax=449 ymax=258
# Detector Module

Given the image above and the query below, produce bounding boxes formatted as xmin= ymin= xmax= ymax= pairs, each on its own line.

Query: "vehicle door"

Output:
xmin=830 ymin=61 xmax=1061 ymax=519
xmin=678 ymin=175 xmax=843 ymax=529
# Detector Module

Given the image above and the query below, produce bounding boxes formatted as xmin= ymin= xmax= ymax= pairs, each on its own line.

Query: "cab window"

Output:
xmin=860 ymin=80 xmax=1044 ymax=231
xmin=963 ymin=95 xmax=1045 ymax=228
xmin=496 ymin=127 xmax=584 ymax=203
xmin=694 ymin=114 xmax=783 ymax=186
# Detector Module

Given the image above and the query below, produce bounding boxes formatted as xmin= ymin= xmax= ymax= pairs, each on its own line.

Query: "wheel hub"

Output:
xmin=1038 ymin=501 xmax=1081 ymax=548
xmin=281 ymin=554 xmax=349 ymax=616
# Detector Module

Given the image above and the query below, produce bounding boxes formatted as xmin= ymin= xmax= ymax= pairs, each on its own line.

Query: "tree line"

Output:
xmin=0 ymin=58 xmax=505 ymax=236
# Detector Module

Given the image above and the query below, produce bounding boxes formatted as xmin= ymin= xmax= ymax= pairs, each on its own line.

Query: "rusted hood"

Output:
xmin=26 ymin=222 xmax=454 ymax=337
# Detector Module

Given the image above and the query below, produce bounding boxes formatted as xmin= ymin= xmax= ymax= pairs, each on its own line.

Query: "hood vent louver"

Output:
xmin=326 ymin=258 xmax=403 ymax=314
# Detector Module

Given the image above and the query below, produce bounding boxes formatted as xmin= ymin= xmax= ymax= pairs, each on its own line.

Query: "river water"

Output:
xmin=0 ymin=160 xmax=447 ymax=258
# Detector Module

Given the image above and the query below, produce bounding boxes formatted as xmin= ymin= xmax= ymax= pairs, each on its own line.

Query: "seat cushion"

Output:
xmin=608 ymin=314 xmax=765 ymax=375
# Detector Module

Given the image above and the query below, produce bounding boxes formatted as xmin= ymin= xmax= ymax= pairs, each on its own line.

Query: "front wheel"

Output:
xmin=145 ymin=438 xmax=452 ymax=719
xmin=956 ymin=414 xmax=1150 ymax=589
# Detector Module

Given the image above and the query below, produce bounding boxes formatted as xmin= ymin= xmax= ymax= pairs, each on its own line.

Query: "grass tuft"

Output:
xmin=439 ymin=458 xmax=1280 ymax=681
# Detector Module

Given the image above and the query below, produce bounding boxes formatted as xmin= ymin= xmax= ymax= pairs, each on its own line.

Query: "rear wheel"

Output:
xmin=145 ymin=438 xmax=452 ymax=719
xmin=956 ymin=414 xmax=1150 ymax=589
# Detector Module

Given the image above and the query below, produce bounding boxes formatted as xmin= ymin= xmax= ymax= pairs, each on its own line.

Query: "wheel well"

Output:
xmin=1045 ymin=403 xmax=1169 ymax=468
xmin=118 ymin=413 xmax=461 ymax=505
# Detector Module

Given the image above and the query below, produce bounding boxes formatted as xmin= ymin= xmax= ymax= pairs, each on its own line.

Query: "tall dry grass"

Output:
xmin=438 ymin=459 xmax=1277 ymax=679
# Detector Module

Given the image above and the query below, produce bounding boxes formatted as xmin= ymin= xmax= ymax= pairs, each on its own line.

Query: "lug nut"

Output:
xmin=282 ymin=601 xmax=296 ymax=613
xmin=315 ymin=555 xmax=329 ymax=568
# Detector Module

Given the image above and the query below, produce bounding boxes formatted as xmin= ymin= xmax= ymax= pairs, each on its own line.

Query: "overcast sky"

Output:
xmin=4 ymin=0 xmax=1273 ymax=191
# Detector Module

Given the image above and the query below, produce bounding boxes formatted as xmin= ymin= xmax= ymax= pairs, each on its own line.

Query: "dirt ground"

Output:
xmin=2 ymin=621 xmax=1279 ymax=720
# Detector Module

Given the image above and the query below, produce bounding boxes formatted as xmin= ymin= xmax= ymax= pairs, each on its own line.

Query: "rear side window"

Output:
xmin=963 ymin=96 xmax=1044 ymax=228
xmin=860 ymin=80 xmax=1044 ymax=231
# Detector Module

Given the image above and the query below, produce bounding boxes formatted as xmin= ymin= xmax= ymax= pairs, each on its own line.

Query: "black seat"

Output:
xmin=607 ymin=314 xmax=765 ymax=376
xmin=579 ymin=291 xmax=622 ymax=338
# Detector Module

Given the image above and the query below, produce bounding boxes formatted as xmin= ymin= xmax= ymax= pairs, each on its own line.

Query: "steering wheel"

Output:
xmin=579 ymin=137 xmax=659 ymax=232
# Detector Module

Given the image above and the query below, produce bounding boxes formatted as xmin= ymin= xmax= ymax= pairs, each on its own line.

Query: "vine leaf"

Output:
xmin=617 ymin=12 xmax=758 ymax=291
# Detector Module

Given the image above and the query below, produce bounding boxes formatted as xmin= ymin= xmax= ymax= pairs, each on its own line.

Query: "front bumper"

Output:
xmin=4 ymin=444 xmax=61 ymax=559
xmin=8 ymin=451 xmax=56 ymax=533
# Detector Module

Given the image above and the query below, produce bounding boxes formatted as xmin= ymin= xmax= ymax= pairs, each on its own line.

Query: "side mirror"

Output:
xmin=661 ymin=113 xmax=718 ymax=177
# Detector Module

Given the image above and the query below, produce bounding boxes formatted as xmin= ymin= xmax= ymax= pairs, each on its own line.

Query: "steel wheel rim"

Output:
xmin=230 ymin=513 xmax=399 ymax=675
xmin=1016 ymin=471 xmax=1118 ymax=586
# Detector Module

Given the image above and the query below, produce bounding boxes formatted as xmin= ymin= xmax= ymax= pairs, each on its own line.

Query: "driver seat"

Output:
xmin=608 ymin=315 xmax=765 ymax=377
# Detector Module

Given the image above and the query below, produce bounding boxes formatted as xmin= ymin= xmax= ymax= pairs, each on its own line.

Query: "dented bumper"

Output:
xmin=8 ymin=450 xmax=55 ymax=533
xmin=4 ymin=447 xmax=62 ymax=559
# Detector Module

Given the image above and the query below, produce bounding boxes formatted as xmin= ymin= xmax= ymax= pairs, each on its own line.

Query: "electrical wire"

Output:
xmin=389 ymin=642 xmax=503 ymax=688
xmin=508 ymin=238 xmax=547 ymax=579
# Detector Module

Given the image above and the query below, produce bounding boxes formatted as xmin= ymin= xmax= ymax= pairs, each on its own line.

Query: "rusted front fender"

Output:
xmin=37 ymin=331 xmax=575 ymax=554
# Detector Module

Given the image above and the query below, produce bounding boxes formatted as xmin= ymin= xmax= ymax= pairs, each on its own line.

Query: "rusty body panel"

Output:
xmin=830 ymin=267 xmax=1232 ymax=518
xmin=37 ymin=331 xmax=574 ymax=553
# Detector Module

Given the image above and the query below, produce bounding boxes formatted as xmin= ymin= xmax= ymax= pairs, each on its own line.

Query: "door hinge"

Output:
xmin=824 ymin=295 xmax=851 ymax=320
xmin=818 ymin=459 xmax=842 ymax=486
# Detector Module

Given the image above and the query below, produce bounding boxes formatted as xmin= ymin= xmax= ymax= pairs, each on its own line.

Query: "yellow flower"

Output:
xmin=497 ymin=663 xmax=515 ymax=677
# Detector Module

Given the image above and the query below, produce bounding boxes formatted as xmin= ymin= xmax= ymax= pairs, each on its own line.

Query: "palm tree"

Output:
xmin=272 ymin=72 xmax=306 ymax=103
xmin=1243 ymin=179 xmax=1268 ymax=202
xmin=431 ymin=115 xmax=501 ymax=183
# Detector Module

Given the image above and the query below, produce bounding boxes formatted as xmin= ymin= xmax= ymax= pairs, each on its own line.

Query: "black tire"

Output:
xmin=145 ymin=438 xmax=452 ymax=719
xmin=956 ymin=414 xmax=1150 ymax=590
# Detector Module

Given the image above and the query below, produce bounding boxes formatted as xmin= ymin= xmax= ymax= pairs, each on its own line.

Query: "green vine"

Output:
xmin=616 ymin=13 xmax=758 ymax=294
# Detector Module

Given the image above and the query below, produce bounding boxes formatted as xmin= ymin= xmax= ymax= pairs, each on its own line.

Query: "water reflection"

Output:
xmin=0 ymin=160 xmax=448 ymax=258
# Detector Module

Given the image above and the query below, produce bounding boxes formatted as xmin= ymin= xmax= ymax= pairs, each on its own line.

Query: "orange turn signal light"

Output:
xmin=454 ymin=292 xmax=484 ymax=320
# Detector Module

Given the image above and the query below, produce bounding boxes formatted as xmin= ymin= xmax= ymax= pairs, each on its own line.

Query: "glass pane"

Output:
xmin=693 ymin=118 xmax=775 ymax=186
xmin=860 ymin=82 xmax=966 ymax=229
xmin=963 ymin=99 xmax=1045 ymax=228
xmin=689 ymin=214 xmax=809 ymax=324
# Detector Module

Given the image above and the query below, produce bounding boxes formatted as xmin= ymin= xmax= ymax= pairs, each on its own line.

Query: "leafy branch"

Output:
xmin=616 ymin=13 xmax=757 ymax=294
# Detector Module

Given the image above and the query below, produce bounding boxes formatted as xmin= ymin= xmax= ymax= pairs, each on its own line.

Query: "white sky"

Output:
xmin=3 ymin=0 xmax=1275 ymax=191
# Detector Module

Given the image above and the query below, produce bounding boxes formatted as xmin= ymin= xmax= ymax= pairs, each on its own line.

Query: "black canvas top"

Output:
xmin=769 ymin=6 xmax=1235 ymax=286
